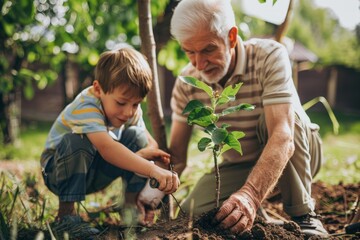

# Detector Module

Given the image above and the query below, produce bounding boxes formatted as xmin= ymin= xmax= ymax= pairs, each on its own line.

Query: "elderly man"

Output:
xmin=168 ymin=0 xmax=328 ymax=237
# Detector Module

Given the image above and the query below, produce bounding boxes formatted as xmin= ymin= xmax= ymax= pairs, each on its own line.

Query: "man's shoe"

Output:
xmin=291 ymin=212 xmax=328 ymax=238
xmin=51 ymin=215 xmax=100 ymax=239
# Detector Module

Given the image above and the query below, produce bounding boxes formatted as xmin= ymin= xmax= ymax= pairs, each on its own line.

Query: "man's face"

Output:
xmin=181 ymin=29 xmax=232 ymax=84
xmin=98 ymin=85 xmax=143 ymax=128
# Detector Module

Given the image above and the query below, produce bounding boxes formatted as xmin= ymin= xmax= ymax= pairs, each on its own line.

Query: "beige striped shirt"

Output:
xmin=171 ymin=37 xmax=310 ymax=163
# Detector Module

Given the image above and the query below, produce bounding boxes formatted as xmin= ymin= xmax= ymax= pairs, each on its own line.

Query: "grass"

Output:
xmin=308 ymin=110 xmax=360 ymax=184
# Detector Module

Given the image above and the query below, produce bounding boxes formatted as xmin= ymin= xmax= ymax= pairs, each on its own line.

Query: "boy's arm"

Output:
xmin=87 ymin=131 xmax=179 ymax=194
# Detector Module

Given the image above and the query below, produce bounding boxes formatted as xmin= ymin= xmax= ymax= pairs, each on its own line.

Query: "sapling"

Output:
xmin=179 ymin=76 xmax=255 ymax=208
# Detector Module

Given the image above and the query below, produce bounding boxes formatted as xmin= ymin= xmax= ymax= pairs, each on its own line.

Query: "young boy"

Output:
xmin=40 ymin=46 xmax=179 ymax=238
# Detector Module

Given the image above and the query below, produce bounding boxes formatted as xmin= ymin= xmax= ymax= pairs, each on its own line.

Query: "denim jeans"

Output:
xmin=41 ymin=126 xmax=148 ymax=202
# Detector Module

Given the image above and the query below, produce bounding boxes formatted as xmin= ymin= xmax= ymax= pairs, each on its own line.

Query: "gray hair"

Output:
xmin=170 ymin=0 xmax=236 ymax=43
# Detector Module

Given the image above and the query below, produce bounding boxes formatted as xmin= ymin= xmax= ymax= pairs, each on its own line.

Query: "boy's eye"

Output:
xmin=117 ymin=102 xmax=126 ymax=106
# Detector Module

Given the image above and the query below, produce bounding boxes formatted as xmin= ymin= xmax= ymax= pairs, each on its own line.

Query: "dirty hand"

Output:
xmin=215 ymin=184 xmax=260 ymax=234
xmin=136 ymin=148 xmax=171 ymax=164
xmin=136 ymin=198 xmax=156 ymax=226
xmin=149 ymin=166 xmax=180 ymax=194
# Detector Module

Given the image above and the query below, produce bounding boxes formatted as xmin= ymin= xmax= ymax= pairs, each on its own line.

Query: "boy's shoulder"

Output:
xmin=63 ymin=86 xmax=102 ymax=116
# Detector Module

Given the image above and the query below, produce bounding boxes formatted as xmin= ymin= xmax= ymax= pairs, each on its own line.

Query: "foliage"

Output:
xmin=0 ymin=0 xmax=58 ymax=97
xmin=287 ymin=0 xmax=360 ymax=69
xmin=180 ymin=76 xmax=254 ymax=206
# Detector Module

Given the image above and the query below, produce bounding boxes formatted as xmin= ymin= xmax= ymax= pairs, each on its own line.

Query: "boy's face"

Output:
xmin=93 ymin=81 xmax=143 ymax=128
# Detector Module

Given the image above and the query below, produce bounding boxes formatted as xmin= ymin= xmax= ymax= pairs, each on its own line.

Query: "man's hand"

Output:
xmin=136 ymin=148 xmax=170 ymax=165
xmin=215 ymin=184 xmax=260 ymax=234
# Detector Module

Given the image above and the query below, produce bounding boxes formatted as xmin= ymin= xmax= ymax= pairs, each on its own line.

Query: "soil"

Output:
xmin=102 ymin=181 xmax=360 ymax=240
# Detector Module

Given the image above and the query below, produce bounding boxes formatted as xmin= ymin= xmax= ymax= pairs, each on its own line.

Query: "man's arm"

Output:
xmin=247 ymin=103 xmax=295 ymax=203
xmin=216 ymin=103 xmax=295 ymax=233
xmin=169 ymin=119 xmax=193 ymax=175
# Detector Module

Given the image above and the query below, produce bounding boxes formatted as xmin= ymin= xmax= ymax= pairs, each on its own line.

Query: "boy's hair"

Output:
xmin=95 ymin=46 xmax=153 ymax=98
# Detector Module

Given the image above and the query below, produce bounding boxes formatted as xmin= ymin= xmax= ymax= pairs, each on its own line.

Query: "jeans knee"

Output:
xmin=120 ymin=126 xmax=148 ymax=152
xmin=56 ymin=133 xmax=95 ymax=158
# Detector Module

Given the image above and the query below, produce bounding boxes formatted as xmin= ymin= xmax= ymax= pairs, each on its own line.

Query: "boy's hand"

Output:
xmin=136 ymin=148 xmax=171 ymax=164
xmin=149 ymin=167 xmax=180 ymax=194
xmin=136 ymin=199 xmax=156 ymax=226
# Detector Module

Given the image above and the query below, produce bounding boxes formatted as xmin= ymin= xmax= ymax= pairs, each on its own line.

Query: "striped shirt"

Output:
xmin=171 ymin=37 xmax=310 ymax=163
xmin=44 ymin=86 xmax=145 ymax=150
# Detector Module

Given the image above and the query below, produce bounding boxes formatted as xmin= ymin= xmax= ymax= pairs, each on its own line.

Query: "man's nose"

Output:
xmin=195 ymin=53 xmax=207 ymax=71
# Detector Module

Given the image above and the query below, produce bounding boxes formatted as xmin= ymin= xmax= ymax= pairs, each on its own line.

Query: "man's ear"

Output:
xmin=228 ymin=27 xmax=238 ymax=48
xmin=92 ymin=80 xmax=102 ymax=97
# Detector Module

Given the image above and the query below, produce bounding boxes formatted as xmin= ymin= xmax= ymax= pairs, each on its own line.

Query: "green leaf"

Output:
xmin=221 ymin=123 xmax=231 ymax=129
xmin=217 ymin=83 xmax=243 ymax=105
xmin=231 ymin=131 xmax=245 ymax=140
xmin=198 ymin=137 xmax=212 ymax=152
xmin=223 ymin=133 xmax=243 ymax=155
xmin=188 ymin=107 xmax=216 ymax=127
xmin=220 ymin=144 xmax=232 ymax=155
xmin=182 ymin=99 xmax=205 ymax=114
xmin=211 ymin=128 xmax=228 ymax=145
xmin=221 ymin=103 xmax=255 ymax=116
xmin=258 ymin=0 xmax=266 ymax=3
xmin=179 ymin=76 xmax=213 ymax=98
xmin=204 ymin=124 xmax=217 ymax=135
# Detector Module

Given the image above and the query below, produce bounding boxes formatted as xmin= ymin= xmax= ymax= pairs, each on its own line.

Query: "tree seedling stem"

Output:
xmin=179 ymin=76 xmax=255 ymax=207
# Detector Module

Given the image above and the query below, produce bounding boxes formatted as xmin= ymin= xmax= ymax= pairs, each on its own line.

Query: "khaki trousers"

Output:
xmin=181 ymin=113 xmax=323 ymax=217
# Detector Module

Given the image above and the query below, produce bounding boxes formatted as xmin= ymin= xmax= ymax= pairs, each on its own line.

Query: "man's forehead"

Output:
xmin=181 ymin=32 xmax=223 ymax=51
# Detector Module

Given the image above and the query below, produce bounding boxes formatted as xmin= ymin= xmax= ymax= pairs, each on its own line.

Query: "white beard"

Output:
xmin=200 ymin=46 xmax=232 ymax=85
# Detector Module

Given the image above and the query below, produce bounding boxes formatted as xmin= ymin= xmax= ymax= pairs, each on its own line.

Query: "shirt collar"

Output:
xmin=231 ymin=36 xmax=246 ymax=78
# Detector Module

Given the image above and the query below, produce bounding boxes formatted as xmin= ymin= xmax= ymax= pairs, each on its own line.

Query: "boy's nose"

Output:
xmin=124 ymin=107 xmax=134 ymax=118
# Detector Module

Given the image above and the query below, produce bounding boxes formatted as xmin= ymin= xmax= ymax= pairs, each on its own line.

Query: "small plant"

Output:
xmin=180 ymin=76 xmax=255 ymax=207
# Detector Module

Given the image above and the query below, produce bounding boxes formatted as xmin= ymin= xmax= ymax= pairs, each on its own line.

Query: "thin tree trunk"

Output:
xmin=274 ymin=0 xmax=294 ymax=43
xmin=138 ymin=0 xmax=168 ymax=151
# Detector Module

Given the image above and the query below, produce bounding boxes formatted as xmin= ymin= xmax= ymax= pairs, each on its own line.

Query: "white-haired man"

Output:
xmin=168 ymin=0 xmax=328 ymax=237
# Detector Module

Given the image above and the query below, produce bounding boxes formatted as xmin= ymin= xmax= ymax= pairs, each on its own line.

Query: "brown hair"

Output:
xmin=95 ymin=46 xmax=152 ymax=98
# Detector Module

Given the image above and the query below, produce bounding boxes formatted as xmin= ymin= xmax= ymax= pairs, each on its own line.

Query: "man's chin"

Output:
xmin=201 ymin=74 xmax=221 ymax=84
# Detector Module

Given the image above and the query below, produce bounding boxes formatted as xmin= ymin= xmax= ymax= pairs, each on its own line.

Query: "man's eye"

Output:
xmin=204 ymin=47 xmax=215 ymax=53
xmin=117 ymin=102 xmax=126 ymax=106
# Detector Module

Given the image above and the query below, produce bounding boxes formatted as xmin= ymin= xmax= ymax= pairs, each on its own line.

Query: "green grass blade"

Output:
xmin=302 ymin=96 xmax=340 ymax=135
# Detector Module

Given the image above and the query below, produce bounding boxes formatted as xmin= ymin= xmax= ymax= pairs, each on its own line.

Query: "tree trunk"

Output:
xmin=0 ymin=89 xmax=20 ymax=145
xmin=274 ymin=0 xmax=294 ymax=43
xmin=138 ymin=0 xmax=168 ymax=151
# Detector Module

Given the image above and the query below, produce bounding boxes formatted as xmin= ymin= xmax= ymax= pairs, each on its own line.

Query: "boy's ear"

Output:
xmin=92 ymin=80 xmax=102 ymax=97
xmin=228 ymin=27 xmax=238 ymax=48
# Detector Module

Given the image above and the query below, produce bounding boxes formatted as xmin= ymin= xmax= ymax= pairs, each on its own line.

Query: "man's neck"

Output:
xmin=218 ymin=44 xmax=238 ymax=88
